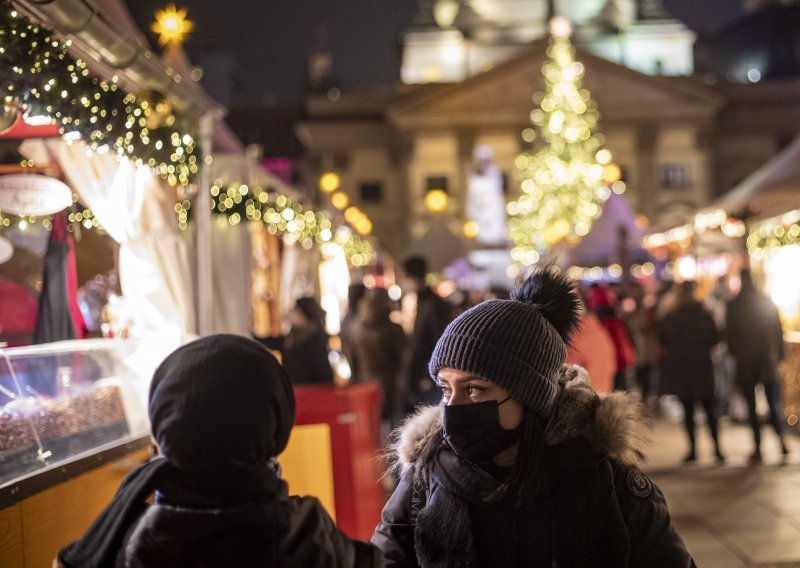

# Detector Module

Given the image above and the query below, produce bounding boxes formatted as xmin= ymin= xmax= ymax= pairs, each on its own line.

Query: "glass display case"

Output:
xmin=0 ymin=339 xmax=152 ymax=487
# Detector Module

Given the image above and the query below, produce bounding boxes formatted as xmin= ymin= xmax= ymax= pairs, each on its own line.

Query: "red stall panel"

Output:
xmin=293 ymin=382 xmax=385 ymax=540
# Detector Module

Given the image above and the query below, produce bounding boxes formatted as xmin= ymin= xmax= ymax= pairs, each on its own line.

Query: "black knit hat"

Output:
xmin=429 ymin=268 xmax=581 ymax=419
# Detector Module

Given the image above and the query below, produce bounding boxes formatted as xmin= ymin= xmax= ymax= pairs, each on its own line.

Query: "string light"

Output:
xmin=508 ymin=23 xmax=611 ymax=262
xmin=179 ymin=182 xmax=376 ymax=266
xmin=0 ymin=203 xmax=102 ymax=233
xmin=0 ymin=2 xmax=198 ymax=185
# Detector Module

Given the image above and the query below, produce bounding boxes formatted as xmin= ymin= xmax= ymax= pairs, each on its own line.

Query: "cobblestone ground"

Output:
xmin=644 ymin=405 xmax=800 ymax=567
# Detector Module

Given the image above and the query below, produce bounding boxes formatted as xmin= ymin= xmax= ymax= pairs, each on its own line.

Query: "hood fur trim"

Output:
xmin=390 ymin=365 xmax=651 ymax=474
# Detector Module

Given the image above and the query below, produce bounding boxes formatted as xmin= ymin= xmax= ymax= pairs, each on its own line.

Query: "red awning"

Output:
xmin=0 ymin=115 xmax=60 ymax=139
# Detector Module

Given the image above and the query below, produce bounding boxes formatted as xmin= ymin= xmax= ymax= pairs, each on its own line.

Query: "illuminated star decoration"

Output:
xmin=152 ymin=4 xmax=194 ymax=46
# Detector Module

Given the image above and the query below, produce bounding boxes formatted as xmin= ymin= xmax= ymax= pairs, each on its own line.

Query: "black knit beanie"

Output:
xmin=428 ymin=268 xmax=581 ymax=419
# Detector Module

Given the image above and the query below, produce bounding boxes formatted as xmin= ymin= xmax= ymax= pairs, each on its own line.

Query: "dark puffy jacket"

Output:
xmin=255 ymin=327 xmax=334 ymax=385
xmin=372 ymin=370 xmax=694 ymax=568
xmin=119 ymin=495 xmax=380 ymax=567
xmin=726 ymin=288 xmax=785 ymax=385
xmin=658 ymin=301 xmax=720 ymax=401
xmin=403 ymin=288 xmax=451 ymax=401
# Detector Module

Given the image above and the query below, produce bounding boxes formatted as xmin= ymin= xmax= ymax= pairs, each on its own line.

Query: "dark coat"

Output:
xmin=119 ymin=495 xmax=379 ymax=567
xmin=403 ymin=288 xmax=451 ymax=399
xmin=658 ymin=301 xmax=721 ymax=401
xmin=726 ymin=287 xmax=785 ymax=385
xmin=255 ymin=326 xmax=334 ymax=385
xmin=371 ymin=369 xmax=694 ymax=568
xmin=348 ymin=312 xmax=407 ymax=421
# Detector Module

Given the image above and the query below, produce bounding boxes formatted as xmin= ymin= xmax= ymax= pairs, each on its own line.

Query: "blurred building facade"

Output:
xmin=298 ymin=0 xmax=800 ymax=259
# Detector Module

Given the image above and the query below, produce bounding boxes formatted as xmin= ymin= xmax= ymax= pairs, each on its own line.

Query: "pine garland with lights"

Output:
xmin=508 ymin=21 xmax=615 ymax=264
xmin=179 ymin=182 xmax=376 ymax=266
xmin=0 ymin=1 xmax=198 ymax=185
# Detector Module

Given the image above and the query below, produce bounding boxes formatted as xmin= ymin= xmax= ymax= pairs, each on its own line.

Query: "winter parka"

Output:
xmin=658 ymin=300 xmax=721 ymax=401
xmin=117 ymin=495 xmax=380 ymax=567
xmin=371 ymin=368 xmax=694 ymax=567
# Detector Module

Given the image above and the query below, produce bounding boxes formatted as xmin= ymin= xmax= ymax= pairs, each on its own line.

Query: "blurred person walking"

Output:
xmin=589 ymin=284 xmax=636 ymax=391
xmin=627 ymin=284 xmax=661 ymax=405
xmin=341 ymin=283 xmax=367 ymax=361
xmin=348 ymin=288 xmax=407 ymax=428
xmin=253 ymin=297 xmax=334 ymax=385
xmin=726 ymin=269 xmax=789 ymax=463
xmin=398 ymin=256 xmax=452 ymax=409
xmin=566 ymin=289 xmax=616 ymax=393
xmin=659 ymin=281 xmax=724 ymax=463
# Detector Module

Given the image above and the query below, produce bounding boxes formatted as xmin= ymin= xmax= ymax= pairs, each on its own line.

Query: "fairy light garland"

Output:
xmin=508 ymin=19 xmax=613 ymax=264
xmin=747 ymin=210 xmax=800 ymax=258
xmin=0 ymin=1 xmax=199 ymax=185
xmin=0 ymin=199 xmax=102 ymax=233
xmin=177 ymin=182 xmax=376 ymax=266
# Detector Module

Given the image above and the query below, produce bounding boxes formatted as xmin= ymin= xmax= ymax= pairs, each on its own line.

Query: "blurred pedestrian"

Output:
xmin=590 ymin=284 xmax=636 ymax=391
xmin=341 ymin=283 xmax=367 ymax=362
xmin=659 ymin=281 xmax=724 ymax=463
xmin=254 ymin=297 xmax=334 ymax=384
xmin=398 ymin=256 xmax=452 ymax=409
xmin=566 ymin=289 xmax=616 ymax=393
xmin=726 ymin=269 xmax=789 ymax=463
xmin=627 ymin=284 xmax=661 ymax=405
xmin=59 ymin=335 xmax=379 ymax=567
xmin=349 ymin=288 xmax=407 ymax=427
xmin=372 ymin=269 xmax=694 ymax=567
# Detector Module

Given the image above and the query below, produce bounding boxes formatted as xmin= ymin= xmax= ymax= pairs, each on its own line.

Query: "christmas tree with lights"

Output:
xmin=508 ymin=17 xmax=620 ymax=265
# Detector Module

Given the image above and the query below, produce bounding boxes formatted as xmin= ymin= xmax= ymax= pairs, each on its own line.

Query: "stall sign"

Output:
xmin=0 ymin=174 xmax=72 ymax=216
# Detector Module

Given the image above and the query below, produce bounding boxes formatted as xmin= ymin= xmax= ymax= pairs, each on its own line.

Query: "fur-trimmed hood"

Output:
xmin=390 ymin=365 xmax=651 ymax=478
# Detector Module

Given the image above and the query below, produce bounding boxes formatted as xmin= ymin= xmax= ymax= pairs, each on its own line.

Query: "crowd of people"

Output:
xmin=60 ymin=267 xmax=699 ymax=567
xmin=570 ymin=268 xmax=789 ymax=465
xmin=63 ymin=262 xmax=792 ymax=566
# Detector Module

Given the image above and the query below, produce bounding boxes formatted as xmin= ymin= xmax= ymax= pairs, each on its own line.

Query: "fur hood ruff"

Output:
xmin=391 ymin=365 xmax=651 ymax=478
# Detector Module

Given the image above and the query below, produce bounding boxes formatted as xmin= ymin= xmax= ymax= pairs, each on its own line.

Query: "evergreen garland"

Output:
xmin=0 ymin=1 xmax=198 ymax=185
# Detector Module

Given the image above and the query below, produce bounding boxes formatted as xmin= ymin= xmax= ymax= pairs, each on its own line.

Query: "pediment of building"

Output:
xmin=388 ymin=41 xmax=723 ymax=130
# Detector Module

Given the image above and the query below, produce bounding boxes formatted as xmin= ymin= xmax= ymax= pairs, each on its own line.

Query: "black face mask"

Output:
xmin=442 ymin=398 xmax=520 ymax=463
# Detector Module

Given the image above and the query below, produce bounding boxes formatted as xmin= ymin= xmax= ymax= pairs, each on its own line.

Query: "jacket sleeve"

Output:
xmin=371 ymin=474 xmax=419 ymax=568
xmin=283 ymin=496 xmax=383 ymax=567
xmin=611 ymin=461 xmax=696 ymax=568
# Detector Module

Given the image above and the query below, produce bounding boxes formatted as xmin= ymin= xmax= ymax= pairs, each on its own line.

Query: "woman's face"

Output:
xmin=437 ymin=367 xmax=523 ymax=430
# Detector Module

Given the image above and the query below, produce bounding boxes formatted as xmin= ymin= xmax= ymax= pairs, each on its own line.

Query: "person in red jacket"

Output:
xmin=589 ymin=284 xmax=636 ymax=391
xmin=566 ymin=291 xmax=616 ymax=393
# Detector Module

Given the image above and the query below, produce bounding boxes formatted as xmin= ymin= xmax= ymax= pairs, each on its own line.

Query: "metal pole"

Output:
xmin=196 ymin=112 xmax=214 ymax=335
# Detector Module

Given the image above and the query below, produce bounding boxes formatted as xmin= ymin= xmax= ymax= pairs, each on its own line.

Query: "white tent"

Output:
xmin=705 ymin=133 xmax=800 ymax=221
xmin=559 ymin=191 xmax=649 ymax=267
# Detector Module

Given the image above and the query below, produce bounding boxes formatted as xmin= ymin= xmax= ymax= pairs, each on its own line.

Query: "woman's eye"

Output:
xmin=467 ymin=386 xmax=486 ymax=397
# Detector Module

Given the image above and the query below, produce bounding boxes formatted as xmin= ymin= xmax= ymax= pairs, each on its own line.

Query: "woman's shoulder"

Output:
xmin=545 ymin=367 xmax=651 ymax=467
xmin=389 ymin=405 xmax=443 ymax=478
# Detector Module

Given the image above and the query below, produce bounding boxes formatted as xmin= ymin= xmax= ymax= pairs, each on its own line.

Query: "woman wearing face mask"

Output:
xmin=371 ymin=269 xmax=695 ymax=568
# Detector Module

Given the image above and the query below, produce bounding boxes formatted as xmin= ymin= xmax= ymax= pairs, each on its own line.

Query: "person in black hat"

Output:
xmin=59 ymin=334 xmax=379 ymax=567
xmin=254 ymin=296 xmax=334 ymax=384
xmin=371 ymin=269 xmax=694 ymax=567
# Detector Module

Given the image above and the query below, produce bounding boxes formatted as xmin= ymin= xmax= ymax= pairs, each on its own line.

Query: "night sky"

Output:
xmin=125 ymin=0 xmax=744 ymax=105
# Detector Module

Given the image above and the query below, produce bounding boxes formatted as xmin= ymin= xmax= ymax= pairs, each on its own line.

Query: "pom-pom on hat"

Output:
xmin=428 ymin=268 xmax=581 ymax=419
